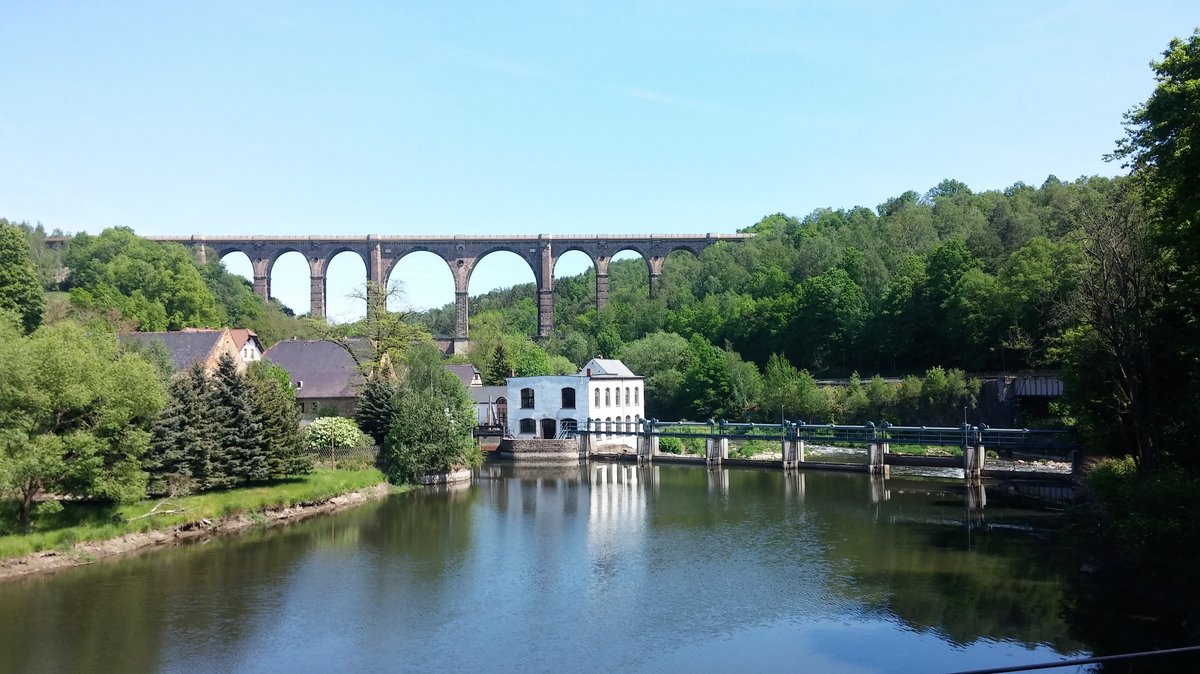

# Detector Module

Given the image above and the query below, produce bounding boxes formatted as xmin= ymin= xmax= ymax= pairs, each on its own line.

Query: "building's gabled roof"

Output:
xmin=262 ymin=339 xmax=368 ymax=399
xmin=447 ymin=364 xmax=482 ymax=387
xmin=119 ymin=329 xmax=231 ymax=371
xmin=581 ymin=358 xmax=638 ymax=378
xmin=228 ymin=328 xmax=262 ymax=352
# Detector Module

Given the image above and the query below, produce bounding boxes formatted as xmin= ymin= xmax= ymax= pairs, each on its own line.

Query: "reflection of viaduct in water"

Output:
xmin=138 ymin=233 xmax=751 ymax=344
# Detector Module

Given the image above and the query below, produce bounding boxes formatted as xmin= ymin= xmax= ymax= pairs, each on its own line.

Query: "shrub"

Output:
xmin=305 ymin=417 xmax=369 ymax=451
xmin=658 ymin=436 xmax=683 ymax=454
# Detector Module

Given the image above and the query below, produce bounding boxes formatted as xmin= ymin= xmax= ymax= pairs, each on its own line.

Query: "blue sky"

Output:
xmin=2 ymin=2 xmax=1197 ymax=321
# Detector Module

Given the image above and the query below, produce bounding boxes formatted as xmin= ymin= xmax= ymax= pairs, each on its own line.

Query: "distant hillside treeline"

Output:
xmin=419 ymin=176 xmax=1103 ymax=379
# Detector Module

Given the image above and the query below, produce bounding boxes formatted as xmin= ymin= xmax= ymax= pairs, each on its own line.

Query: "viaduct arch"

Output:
xmin=129 ymin=233 xmax=752 ymax=346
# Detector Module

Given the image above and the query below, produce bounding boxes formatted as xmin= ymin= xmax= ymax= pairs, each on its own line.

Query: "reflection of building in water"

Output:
xmin=587 ymin=463 xmax=653 ymax=555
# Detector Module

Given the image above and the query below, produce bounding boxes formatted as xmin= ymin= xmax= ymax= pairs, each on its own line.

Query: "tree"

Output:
xmin=1060 ymin=187 xmax=1165 ymax=469
xmin=0 ymin=221 xmax=45 ymax=334
xmin=380 ymin=343 xmax=480 ymax=483
xmin=1109 ymin=29 xmax=1200 ymax=469
xmin=0 ymin=320 xmax=166 ymax=527
xmin=1112 ymin=28 xmax=1200 ymax=305
xmin=247 ymin=361 xmax=311 ymax=477
xmin=355 ymin=376 xmax=399 ymax=447
xmin=145 ymin=363 xmax=220 ymax=496
xmin=209 ymin=353 xmax=267 ymax=486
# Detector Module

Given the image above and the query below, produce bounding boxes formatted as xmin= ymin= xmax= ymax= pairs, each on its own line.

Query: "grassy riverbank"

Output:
xmin=0 ymin=467 xmax=386 ymax=561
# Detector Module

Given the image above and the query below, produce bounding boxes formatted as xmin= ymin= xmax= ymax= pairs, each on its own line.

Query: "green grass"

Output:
xmin=0 ymin=467 xmax=386 ymax=561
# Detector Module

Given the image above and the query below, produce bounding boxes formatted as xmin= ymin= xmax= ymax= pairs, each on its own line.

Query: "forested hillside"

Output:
xmin=421 ymin=175 xmax=1103 ymax=378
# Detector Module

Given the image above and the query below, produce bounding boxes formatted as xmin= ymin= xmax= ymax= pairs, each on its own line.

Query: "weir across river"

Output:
xmin=576 ymin=419 xmax=1077 ymax=479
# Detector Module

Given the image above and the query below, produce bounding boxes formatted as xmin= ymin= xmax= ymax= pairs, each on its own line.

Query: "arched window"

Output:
xmin=519 ymin=419 xmax=536 ymax=434
xmin=634 ymin=387 xmax=639 ymax=405
xmin=521 ymin=388 xmax=535 ymax=409
xmin=625 ymin=387 xmax=630 ymax=406
xmin=561 ymin=387 xmax=575 ymax=409
xmin=625 ymin=415 xmax=632 ymax=434
xmin=605 ymin=388 xmax=611 ymax=406
xmin=605 ymin=417 xmax=612 ymax=435
xmin=594 ymin=388 xmax=601 ymax=407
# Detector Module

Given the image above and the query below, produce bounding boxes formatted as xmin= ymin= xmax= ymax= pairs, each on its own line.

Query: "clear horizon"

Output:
xmin=4 ymin=2 xmax=1197 ymax=320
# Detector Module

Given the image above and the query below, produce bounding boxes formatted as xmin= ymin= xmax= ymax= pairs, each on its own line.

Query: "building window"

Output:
xmin=605 ymin=417 xmax=612 ymax=435
xmin=605 ymin=388 xmax=611 ymax=407
xmin=625 ymin=387 xmax=630 ymax=406
xmin=521 ymin=388 xmax=535 ymax=409
xmin=561 ymin=387 xmax=575 ymax=409
xmin=519 ymin=419 xmax=536 ymax=434
xmin=594 ymin=389 xmax=600 ymax=407
xmin=561 ymin=419 xmax=577 ymax=435
xmin=496 ymin=397 xmax=508 ymax=427
xmin=634 ymin=387 xmax=639 ymax=405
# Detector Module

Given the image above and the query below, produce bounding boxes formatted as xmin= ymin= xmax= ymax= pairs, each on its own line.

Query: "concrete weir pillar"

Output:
xmin=868 ymin=442 xmax=887 ymax=475
xmin=706 ymin=437 xmax=728 ymax=465
xmin=636 ymin=433 xmax=657 ymax=463
xmin=578 ymin=430 xmax=590 ymax=458
xmin=782 ymin=438 xmax=806 ymax=469
xmin=964 ymin=444 xmax=986 ymax=478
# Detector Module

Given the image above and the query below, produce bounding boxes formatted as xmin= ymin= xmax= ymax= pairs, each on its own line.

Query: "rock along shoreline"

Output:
xmin=0 ymin=482 xmax=392 ymax=583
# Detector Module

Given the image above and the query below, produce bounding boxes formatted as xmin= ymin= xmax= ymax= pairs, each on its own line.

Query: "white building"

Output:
xmin=506 ymin=358 xmax=646 ymax=449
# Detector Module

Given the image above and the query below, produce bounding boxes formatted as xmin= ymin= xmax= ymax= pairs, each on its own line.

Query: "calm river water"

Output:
xmin=0 ymin=462 xmax=1092 ymax=673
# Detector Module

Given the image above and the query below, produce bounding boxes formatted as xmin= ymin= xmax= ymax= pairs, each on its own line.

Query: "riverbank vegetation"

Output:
xmin=0 ymin=467 xmax=385 ymax=561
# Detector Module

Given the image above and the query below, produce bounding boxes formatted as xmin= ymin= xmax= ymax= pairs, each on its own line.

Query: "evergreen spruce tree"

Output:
xmin=247 ymin=361 xmax=311 ymax=478
xmin=354 ymin=376 xmax=399 ymax=447
xmin=145 ymin=364 xmax=220 ymax=495
xmin=210 ymin=353 xmax=266 ymax=486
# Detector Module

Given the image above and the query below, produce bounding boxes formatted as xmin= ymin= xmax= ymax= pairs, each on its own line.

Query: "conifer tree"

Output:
xmin=247 ymin=361 xmax=311 ymax=478
xmin=210 ymin=353 xmax=266 ymax=486
xmin=145 ymin=363 xmax=219 ymax=495
xmin=355 ymin=376 xmax=399 ymax=447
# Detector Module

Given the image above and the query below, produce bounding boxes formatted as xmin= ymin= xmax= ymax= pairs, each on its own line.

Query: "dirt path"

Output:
xmin=0 ymin=482 xmax=391 ymax=583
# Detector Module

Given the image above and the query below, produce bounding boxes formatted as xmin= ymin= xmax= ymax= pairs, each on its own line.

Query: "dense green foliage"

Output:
xmin=0 ymin=221 xmax=46 ymax=334
xmin=379 ymin=344 xmax=481 ymax=484
xmin=65 ymin=228 xmax=222 ymax=331
xmin=0 ymin=319 xmax=166 ymax=527
xmin=143 ymin=354 xmax=311 ymax=497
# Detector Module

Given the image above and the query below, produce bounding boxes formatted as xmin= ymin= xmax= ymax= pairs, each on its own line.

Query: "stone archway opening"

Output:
xmin=270 ymin=251 xmax=311 ymax=316
xmin=468 ymin=250 xmax=537 ymax=336
xmin=219 ymin=251 xmax=254 ymax=286
xmin=387 ymin=250 xmax=456 ymax=316
xmin=325 ymin=250 xmax=368 ymax=324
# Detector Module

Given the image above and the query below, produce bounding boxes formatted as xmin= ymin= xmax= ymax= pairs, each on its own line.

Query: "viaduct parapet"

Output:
xmin=55 ymin=233 xmax=752 ymax=346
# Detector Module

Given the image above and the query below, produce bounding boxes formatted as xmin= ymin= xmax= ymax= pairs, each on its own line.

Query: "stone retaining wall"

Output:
xmin=496 ymin=438 xmax=580 ymax=461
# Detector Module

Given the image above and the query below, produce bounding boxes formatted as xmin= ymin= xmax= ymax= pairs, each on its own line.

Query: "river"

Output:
xmin=0 ymin=461 xmax=1091 ymax=673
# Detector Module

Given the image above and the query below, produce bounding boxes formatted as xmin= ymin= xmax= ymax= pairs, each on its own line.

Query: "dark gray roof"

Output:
xmin=467 ymin=386 xmax=507 ymax=404
xmin=119 ymin=331 xmax=225 ymax=370
xmin=447 ymin=364 xmax=480 ymax=387
xmin=263 ymin=339 xmax=368 ymax=400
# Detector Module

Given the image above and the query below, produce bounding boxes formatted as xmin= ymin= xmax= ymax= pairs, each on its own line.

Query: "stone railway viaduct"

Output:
xmin=135 ymin=233 xmax=752 ymax=345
